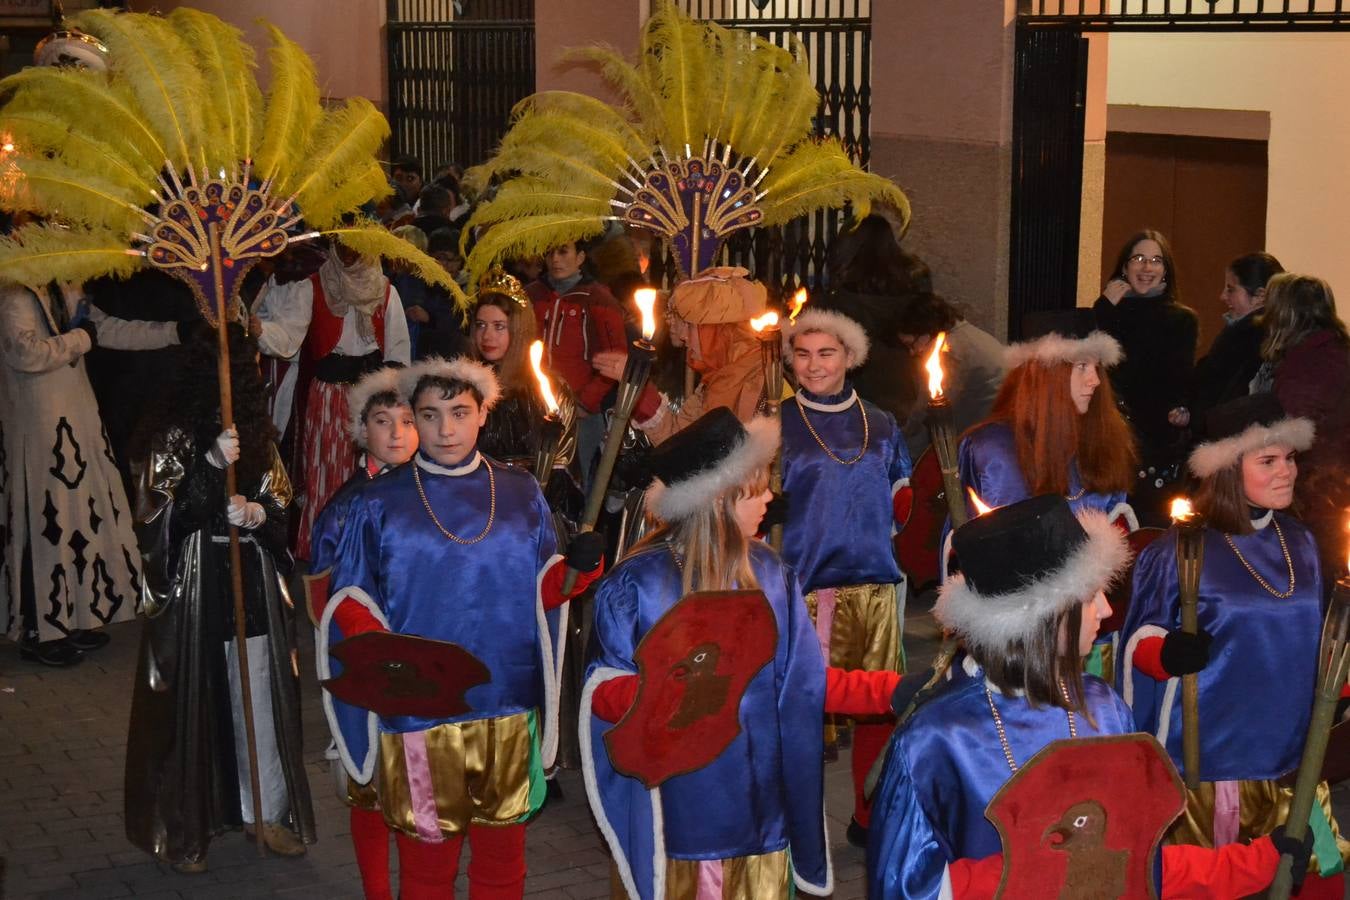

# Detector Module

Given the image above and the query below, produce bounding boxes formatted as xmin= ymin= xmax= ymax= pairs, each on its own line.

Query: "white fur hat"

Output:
xmin=644 ymin=410 xmax=780 ymax=523
xmin=1188 ymin=394 xmax=1315 ymax=479
xmin=345 ymin=366 xmax=407 ymax=446
xmin=398 ymin=355 xmax=502 ymax=412
xmin=782 ymin=309 xmax=870 ymax=369
xmin=935 ymin=498 xmax=1130 ymax=656
xmin=1004 ymin=331 xmax=1123 ymax=369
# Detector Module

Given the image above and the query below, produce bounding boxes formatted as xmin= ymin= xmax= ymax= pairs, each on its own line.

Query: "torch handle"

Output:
xmin=926 ymin=403 xmax=967 ymax=529
xmin=1269 ymin=593 xmax=1350 ymax=900
xmin=1176 ymin=526 xmax=1204 ymax=790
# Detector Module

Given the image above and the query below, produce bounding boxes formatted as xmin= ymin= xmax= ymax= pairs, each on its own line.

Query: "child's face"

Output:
xmin=363 ymin=403 xmax=417 ymax=467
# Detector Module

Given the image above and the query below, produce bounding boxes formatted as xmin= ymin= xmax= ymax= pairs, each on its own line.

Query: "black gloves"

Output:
xmin=565 ymin=530 xmax=606 ymax=573
xmin=1161 ymin=628 xmax=1212 ymax=677
xmin=891 ymin=667 xmax=935 ymax=717
xmin=761 ymin=491 xmax=791 ymax=531
xmin=1270 ymin=824 xmax=1314 ymax=890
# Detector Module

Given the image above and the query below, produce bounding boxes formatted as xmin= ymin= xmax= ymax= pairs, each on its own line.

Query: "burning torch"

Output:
xmin=529 ymin=339 xmax=563 ymax=490
xmin=1270 ymin=533 xmax=1350 ymax=899
xmin=923 ymin=332 xmax=966 ymax=528
xmin=1170 ymin=497 xmax=1205 ymax=790
xmin=561 ymin=288 xmax=659 ymax=594
xmin=750 ymin=307 xmax=785 ymax=551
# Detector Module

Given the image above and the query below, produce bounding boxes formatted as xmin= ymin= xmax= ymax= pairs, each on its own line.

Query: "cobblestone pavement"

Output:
xmin=0 ymin=597 xmax=945 ymax=899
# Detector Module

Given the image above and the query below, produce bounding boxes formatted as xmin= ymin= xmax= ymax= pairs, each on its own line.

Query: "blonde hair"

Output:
xmin=1261 ymin=273 xmax=1349 ymax=362
xmin=635 ymin=467 xmax=768 ymax=594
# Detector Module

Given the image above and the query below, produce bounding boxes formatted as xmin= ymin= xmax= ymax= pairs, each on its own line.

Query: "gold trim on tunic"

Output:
xmin=373 ymin=710 xmax=540 ymax=837
xmin=1168 ymin=778 xmax=1350 ymax=871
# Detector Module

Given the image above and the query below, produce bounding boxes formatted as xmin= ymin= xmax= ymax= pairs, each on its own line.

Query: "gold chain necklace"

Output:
xmin=412 ymin=458 xmax=496 ymax=545
xmin=986 ymin=681 xmax=1078 ymax=774
xmin=796 ymin=396 xmax=869 ymax=465
xmin=1224 ymin=517 xmax=1296 ymax=599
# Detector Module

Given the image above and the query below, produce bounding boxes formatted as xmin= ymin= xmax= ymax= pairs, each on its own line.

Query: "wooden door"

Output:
xmin=1101 ymin=132 xmax=1268 ymax=352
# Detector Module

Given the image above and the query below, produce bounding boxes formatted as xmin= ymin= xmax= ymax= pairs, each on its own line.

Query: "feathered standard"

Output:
xmin=0 ymin=9 xmax=461 ymax=316
xmin=463 ymin=1 xmax=910 ymax=281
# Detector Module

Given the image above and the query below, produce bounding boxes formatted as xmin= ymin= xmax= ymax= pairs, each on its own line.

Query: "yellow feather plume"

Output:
xmin=254 ymin=23 xmax=321 ymax=192
xmin=323 ymin=221 xmax=469 ymax=309
xmin=561 ymin=45 xmax=665 ymax=136
xmin=9 ymin=158 xmax=146 ymax=233
xmin=753 ymin=36 xmax=816 ymax=169
xmin=641 ymin=3 xmax=707 ymax=151
xmin=0 ymin=224 xmax=142 ymax=290
xmin=168 ymin=8 xmax=261 ymax=171
xmin=300 ymin=160 xmax=391 ymax=231
xmin=1 ymin=110 xmax=159 ymax=202
xmin=0 ymin=67 xmax=166 ymax=173
xmin=76 ymin=10 xmax=207 ymax=174
xmin=465 ymin=214 xmax=610 ymax=278
xmin=759 ymin=140 xmax=909 ymax=228
xmin=467 ymin=178 xmax=612 ymax=235
xmin=290 ymin=98 xmax=392 ymax=226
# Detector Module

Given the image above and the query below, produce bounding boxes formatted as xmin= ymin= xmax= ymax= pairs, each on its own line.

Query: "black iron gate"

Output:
xmin=677 ymin=0 xmax=872 ymax=295
xmin=386 ymin=0 xmax=535 ymax=172
xmin=1010 ymin=0 xmax=1350 ymax=336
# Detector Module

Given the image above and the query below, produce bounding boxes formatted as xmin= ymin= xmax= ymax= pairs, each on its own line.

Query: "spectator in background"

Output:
xmin=412 ymin=184 xmax=454 ymax=236
xmin=390 ymin=155 xmax=423 ymax=209
xmin=406 ymin=228 xmax=470 ymax=360
xmin=819 ymin=214 xmax=932 ymax=427
xmin=1170 ymin=252 xmax=1284 ymax=431
xmin=387 ymin=225 xmax=434 ymax=357
xmin=375 ymin=176 xmax=414 ymax=229
xmin=1094 ymin=229 xmax=1198 ymax=525
xmin=890 ymin=292 xmax=1006 ymax=460
xmin=1256 ymin=273 xmax=1350 ymax=577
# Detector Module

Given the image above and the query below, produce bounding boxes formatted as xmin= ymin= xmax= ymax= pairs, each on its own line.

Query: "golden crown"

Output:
xmin=477 ymin=266 xmax=530 ymax=309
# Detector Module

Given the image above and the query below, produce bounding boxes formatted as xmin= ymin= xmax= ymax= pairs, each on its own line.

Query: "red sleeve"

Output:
xmin=540 ymin=555 xmax=605 ymax=610
xmin=1162 ymin=836 xmax=1280 ymax=899
xmin=1132 ymin=635 xmax=1169 ymax=681
xmin=948 ymin=854 xmax=1003 ymax=899
xmin=633 ymin=382 xmax=662 ymax=423
xmin=592 ymin=674 xmax=640 ymax=723
xmin=576 ymin=288 xmax=630 ymax=413
xmin=332 ymin=596 xmax=387 ymax=638
xmin=824 ymin=666 xmax=902 ymax=717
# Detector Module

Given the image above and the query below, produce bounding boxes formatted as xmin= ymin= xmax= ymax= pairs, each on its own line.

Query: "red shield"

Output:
xmin=303 ymin=568 xmax=332 ymax=628
xmin=894 ymin=447 xmax=945 ymax=589
xmin=604 ymin=590 xmax=778 ymax=789
xmin=986 ymin=734 xmax=1185 ymax=899
xmin=1102 ymin=527 xmax=1166 ymax=634
xmin=323 ymin=631 xmax=492 ymax=719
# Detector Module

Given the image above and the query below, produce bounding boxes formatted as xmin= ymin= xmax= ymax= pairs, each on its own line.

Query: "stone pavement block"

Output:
xmin=5 ymin=873 xmax=78 ymax=895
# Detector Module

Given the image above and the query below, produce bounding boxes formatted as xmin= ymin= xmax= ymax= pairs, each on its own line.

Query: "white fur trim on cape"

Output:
xmin=934 ymin=510 xmax=1131 ymax=655
xmin=783 ymin=309 xmax=870 ymax=369
xmin=1106 ymin=501 xmax=1140 ymax=533
xmin=1187 ymin=416 xmax=1315 ymax=479
xmin=1004 ymin=330 xmax=1122 ymax=369
xmin=793 ymin=805 xmax=835 ymax=896
xmin=535 ymin=553 xmax=566 ymax=769
xmin=345 ymin=366 xmax=406 ymax=445
xmin=1120 ymin=624 xmax=1179 ymax=747
xmin=399 ymin=355 xmax=502 ymax=411
xmin=581 ymin=666 xmax=667 ymax=900
xmin=317 ymin=585 xmax=391 ymax=783
xmin=644 ymin=415 xmax=781 ymax=522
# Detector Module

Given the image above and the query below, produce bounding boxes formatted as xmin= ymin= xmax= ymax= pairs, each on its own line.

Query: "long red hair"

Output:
xmin=980 ymin=361 xmax=1137 ymax=495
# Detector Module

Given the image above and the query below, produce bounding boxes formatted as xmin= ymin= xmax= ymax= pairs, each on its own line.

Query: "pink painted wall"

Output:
xmin=533 ymin=0 xmax=647 ymax=102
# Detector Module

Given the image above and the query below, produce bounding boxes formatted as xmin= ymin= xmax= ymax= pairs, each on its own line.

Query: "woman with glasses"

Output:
xmin=1095 ymin=229 xmax=1199 ymax=525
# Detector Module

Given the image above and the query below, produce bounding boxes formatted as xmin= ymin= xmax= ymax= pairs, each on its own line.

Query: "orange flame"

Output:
xmin=788 ymin=287 xmax=808 ymax=322
xmin=634 ymin=288 xmax=658 ymax=341
xmin=925 ymin=331 xmax=949 ymax=400
xmin=749 ymin=311 xmax=780 ymax=333
xmin=528 ymin=340 xmax=559 ymax=414
xmin=1170 ymin=497 xmax=1194 ymax=522
xmin=968 ymin=489 xmax=993 ymax=516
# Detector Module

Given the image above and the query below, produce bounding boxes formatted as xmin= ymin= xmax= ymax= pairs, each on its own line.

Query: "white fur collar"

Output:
xmin=415 ymin=451 xmax=482 ymax=477
xmin=796 ymin=388 xmax=858 ymax=413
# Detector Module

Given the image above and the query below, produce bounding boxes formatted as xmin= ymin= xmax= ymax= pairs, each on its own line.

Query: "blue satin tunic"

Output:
xmin=584 ymin=542 xmax=830 ymax=898
xmin=867 ymin=670 xmax=1134 ymax=900
xmin=328 ymin=452 xmax=559 ymax=736
xmin=1117 ymin=513 xmax=1322 ymax=782
xmin=958 ymin=421 xmax=1126 ymax=517
xmin=781 ymin=386 xmax=911 ymax=592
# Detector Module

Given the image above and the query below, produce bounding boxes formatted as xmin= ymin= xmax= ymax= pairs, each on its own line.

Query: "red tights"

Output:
xmin=851 ymin=722 xmax=894 ymax=828
xmin=389 ymin=821 xmax=527 ymax=899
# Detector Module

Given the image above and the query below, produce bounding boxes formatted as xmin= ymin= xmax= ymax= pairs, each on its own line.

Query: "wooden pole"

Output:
xmin=1174 ymin=518 xmax=1205 ymax=790
xmin=209 ymin=222 xmax=267 ymax=857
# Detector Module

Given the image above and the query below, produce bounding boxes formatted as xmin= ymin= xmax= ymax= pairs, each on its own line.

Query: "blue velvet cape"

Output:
xmin=1116 ymin=513 xmax=1322 ymax=782
xmin=781 ymin=386 xmax=911 ymax=592
xmin=321 ymin=451 xmax=564 ymax=782
xmin=582 ymin=542 xmax=831 ymax=899
xmin=867 ymin=669 xmax=1134 ymax=900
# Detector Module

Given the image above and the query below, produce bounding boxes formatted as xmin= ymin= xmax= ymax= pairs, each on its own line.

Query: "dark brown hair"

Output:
xmin=1193 ymin=463 xmax=1254 ymax=535
xmin=971 ymin=603 xmax=1094 ymax=726
xmin=1110 ymin=229 xmax=1181 ymax=304
xmin=981 ymin=360 xmax=1137 ymax=496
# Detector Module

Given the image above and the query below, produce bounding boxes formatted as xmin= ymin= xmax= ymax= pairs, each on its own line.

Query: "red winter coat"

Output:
xmin=527 ymin=278 xmax=628 ymax=413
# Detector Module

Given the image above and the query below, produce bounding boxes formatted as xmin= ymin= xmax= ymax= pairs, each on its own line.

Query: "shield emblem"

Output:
xmin=986 ymin=734 xmax=1185 ymax=899
xmin=323 ymin=631 xmax=491 ymax=719
xmin=604 ymin=590 xmax=778 ymax=788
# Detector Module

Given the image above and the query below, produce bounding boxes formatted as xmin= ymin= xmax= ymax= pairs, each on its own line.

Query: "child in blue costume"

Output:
xmin=779 ymin=308 xmax=912 ymax=845
xmin=1118 ymin=393 xmax=1349 ymax=872
xmin=868 ymin=494 xmax=1133 ymax=899
xmin=320 ymin=356 xmax=605 ymax=899
xmin=583 ymin=407 xmax=908 ymax=899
